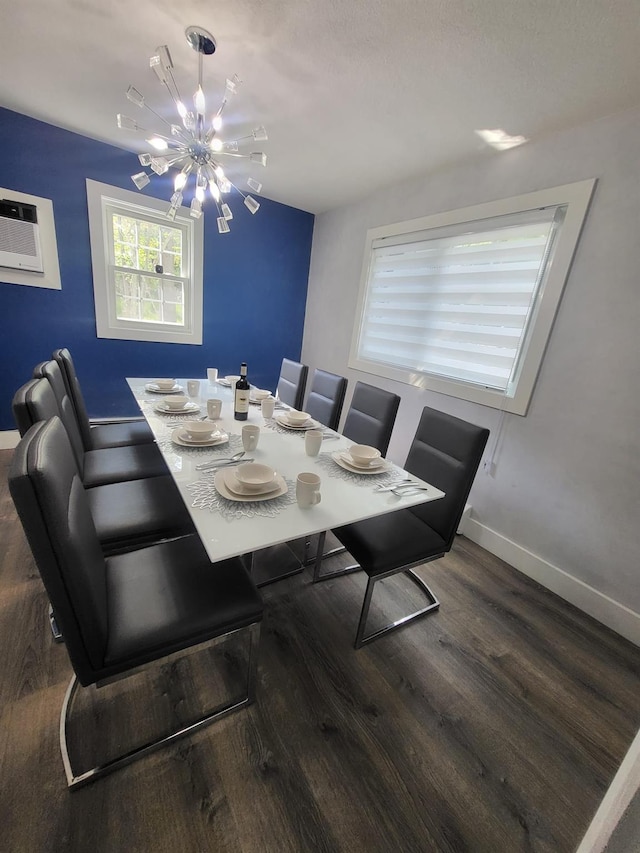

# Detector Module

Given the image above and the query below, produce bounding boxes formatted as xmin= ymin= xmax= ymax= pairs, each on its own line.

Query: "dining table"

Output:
xmin=126 ymin=377 xmax=445 ymax=573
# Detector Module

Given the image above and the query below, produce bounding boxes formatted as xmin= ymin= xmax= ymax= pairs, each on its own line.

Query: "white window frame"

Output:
xmin=349 ymin=179 xmax=596 ymax=415
xmin=87 ymin=179 xmax=203 ymax=345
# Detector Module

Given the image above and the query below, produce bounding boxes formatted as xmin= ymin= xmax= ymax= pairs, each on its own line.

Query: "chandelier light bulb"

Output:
xmin=209 ymin=181 xmax=221 ymax=202
xmin=147 ymin=137 xmax=168 ymax=151
xmin=194 ymin=85 xmax=206 ymax=116
xmin=210 ymin=138 xmax=223 ymax=152
xmin=214 ymin=165 xmax=225 ymax=180
xmin=195 ymin=184 xmax=205 ymax=202
xmin=212 ymin=114 xmax=223 ymax=131
xmin=174 ymin=171 xmax=188 ymax=191
xmin=176 ymin=101 xmax=188 ymax=119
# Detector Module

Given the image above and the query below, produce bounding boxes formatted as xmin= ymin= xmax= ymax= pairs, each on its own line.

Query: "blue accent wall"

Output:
xmin=0 ymin=107 xmax=314 ymax=430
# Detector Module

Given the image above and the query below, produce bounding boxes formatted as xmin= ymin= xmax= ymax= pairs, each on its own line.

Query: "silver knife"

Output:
xmin=196 ymin=457 xmax=254 ymax=471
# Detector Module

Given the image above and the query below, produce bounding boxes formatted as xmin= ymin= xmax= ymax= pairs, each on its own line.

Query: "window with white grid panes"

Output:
xmin=87 ymin=179 xmax=203 ymax=344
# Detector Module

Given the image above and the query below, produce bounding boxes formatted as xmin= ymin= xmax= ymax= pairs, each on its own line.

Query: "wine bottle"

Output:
xmin=234 ymin=363 xmax=250 ymax=421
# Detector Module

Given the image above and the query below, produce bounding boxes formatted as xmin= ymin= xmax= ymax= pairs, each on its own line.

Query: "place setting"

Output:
xmin=170 ymin=419 xmax=229 ymax=449
xmin=144 ymin=378 xmax=184 ymax=394
xmin=188 ymin=460 xmax=296 ymax=519
xmin=153 ymin=394 xmax=201 ymax=415
xmin=272 ymin=409 xmax=321 ymax=432
xmin=216 ymin=374 xmax=240 ymax=387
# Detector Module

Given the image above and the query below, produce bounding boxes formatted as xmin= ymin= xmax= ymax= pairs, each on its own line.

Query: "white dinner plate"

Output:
xmin=340 ymin=452 xmax=385 ymax=471
xmin=214 ymin=470 xmax=287 ymax=502
xmin=217 ymin=378 xmax=232 ymax=387
xmin=331 ymin=451 xmax=392 ymax=475
xmin=171 ymin=428 xmax=229 ymax=448
xmin=145 ymin=383 xmax=183 ymax=394
xmin=222 ymin=468 xmax=281 ymax=496
xmin=275 ymin=414 xmax=318 ymax=431
xmin=154 ymin=402 xmax=200 ymax=415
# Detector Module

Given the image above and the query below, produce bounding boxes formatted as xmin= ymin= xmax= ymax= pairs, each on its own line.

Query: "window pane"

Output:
xmin=141 ymin=300 xmax=162 ymax=322
xmin=162 ymin=280 xmax=184 ymax=304
xmin=141 ymin=277 xmax=161 ymax=301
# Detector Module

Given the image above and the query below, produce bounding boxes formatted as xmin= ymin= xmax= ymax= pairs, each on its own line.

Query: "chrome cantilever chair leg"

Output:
xmin=311 ymin=532 xmax=361 ymax=583
xmin=354 ymin=560 xmax=441 ymax=649
xmin=59 ymin=623 xmax=261 ymax=790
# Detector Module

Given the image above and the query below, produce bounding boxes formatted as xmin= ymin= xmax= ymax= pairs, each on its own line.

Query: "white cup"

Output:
xmin=207 ymin=398 xmax=222 ymax=419
xmin=305 ymin=428 xmax=323 ymax=457
xmin=187 ymin=379 xmax=201 ymax=398
xmin=207 ymin=368 xmax=219 ymax=383
xmin=242 ymin=424 xmax=260 ymax=452
xmin=261 ymin=396 xmax=276 ymax=419
xmin=296 ymin=472 xmax=321 ymax=508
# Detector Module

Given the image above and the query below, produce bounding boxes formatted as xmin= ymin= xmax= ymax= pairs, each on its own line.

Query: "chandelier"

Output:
xmin=117 ymin=25 xmax=267 ymax=233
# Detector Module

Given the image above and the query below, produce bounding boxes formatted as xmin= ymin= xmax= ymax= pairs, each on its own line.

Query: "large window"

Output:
xmin=349 ymin=180 xmax=595 ymax=414
xmin=87 ymin=180 xmax=203 ymax=344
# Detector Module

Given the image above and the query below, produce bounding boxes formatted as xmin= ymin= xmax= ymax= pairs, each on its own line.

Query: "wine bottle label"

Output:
xmin=235 ymin=391 xmax=250 ymax=413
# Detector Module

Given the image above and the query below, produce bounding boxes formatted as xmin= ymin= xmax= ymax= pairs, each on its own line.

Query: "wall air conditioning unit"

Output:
xmin=0 ymin=199 xmax=44 ymax=273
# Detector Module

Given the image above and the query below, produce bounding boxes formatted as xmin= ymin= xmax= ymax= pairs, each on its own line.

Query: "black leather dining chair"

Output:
xmin=342 ymin=382 xmax=401 ymax=456
xmin=276 ymin=358 xmax=308 ymax=410
xmin=9 ymin=418 xmax=264 ymax=789
xmin=26 ymin=415 xmax=194 ymax=556
xmin=14 ymin=370 xmax=168 ymax=486
xmin=304 ymin=368 xmax=347 ymax=431
xmin=307 ymin=381 xmax=401 ymax=574
xmin=320 ymin=406 xmax=489 ymax=648
xmin=51 ymin=347 xmax=154 ymax=449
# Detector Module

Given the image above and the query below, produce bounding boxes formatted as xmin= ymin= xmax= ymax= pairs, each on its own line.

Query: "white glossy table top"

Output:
xmin=127 ymin=378 xmax=444 ymax=563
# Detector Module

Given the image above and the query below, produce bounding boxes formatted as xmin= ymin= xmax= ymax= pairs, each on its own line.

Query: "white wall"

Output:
xmin=302 ymin=105 xmax=640 ymax=643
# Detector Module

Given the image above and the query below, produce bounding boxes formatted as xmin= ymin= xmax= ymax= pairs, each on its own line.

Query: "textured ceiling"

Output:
xmin=1 ymin=0 xmax=640 ymax=213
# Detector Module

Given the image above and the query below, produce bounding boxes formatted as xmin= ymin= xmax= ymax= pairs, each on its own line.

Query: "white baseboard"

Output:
xmin=0 ymin=430 xmax=19 ymax=450
xmin=460 ymin=516 xmax=640 ymax=647
xmin=576 ymin=727 xmax=640 ymax=853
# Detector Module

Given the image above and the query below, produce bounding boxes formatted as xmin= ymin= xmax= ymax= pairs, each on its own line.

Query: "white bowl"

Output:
xmin=286 ymin=410 xmax=311 ymax=425
xmin=349 ymin=444 xmax=382 ymax=466
xmin=235 ymin=462 xmax=277 ymax=490
xmin=153 ymin=378 xmax=176 ymax=389
xmin=183 ymin=420 xmax=217 ymax=440
xmin=225 ymin=375 xmax=241 ymax=385
xmin=162 ymin=395 xmax=190 ymax=410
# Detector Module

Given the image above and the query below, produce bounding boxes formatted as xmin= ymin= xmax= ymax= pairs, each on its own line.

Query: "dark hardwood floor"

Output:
xmin=1 ymin=447 xmax=638 ymax=852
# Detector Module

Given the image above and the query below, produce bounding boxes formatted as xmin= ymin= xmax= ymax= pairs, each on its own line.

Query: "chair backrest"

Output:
xmin=8 ymin=418 xmax=109 ymax=685
xmin=342 ymin=382 xmax=400 ymax=455
xmin=12 ymin=377 xmax=86 ymax=474
xmin=305 ymin=369 xmax=347 ymax=431
xmin=276 ymin=358 xmax=308 ymax=410
xmin=52 ymin=348 xmax=94 ymax=448
xmin=405 ymin=407 xmax=489 ymax=549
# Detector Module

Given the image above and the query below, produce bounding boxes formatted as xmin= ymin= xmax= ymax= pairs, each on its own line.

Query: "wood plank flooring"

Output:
xmin=1 ymin=447 xmax=639 ymax=853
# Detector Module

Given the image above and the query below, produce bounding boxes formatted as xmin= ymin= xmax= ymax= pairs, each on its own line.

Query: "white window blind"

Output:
xmin=358 ymin=208 xmax=562 ymax=391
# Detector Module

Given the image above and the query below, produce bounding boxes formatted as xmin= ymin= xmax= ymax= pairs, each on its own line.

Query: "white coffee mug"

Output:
xmin=242 ymin=424 xmax=260 ymax=452
xmin=261 ymin=396 xmax=276 ymax=419
xmin=296 ymin=472 xmax=321 ymax=508
xmin=305 ymin=428 xmax=323 ymax=457
xmin=207 ymin=368 xmax=219 ymax=383
xmin=207 ymin=398 xmax=222 ymax=419
xmin=187 ymin=379 xmax=201 ymax=397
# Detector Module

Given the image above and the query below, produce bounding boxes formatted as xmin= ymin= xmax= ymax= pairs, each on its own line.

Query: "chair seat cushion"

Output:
xmin=105 ymin=535 xmax=263 ymax=671
xmin=89 ymin=420 xmax=154 ymax=450
xmin=333 ymin=509 xmax=447 ymax=577
xmin=87 ymin=475 xmax=194 ymax=554
xmin=83 ymin=443 xmax=168 ymax=487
